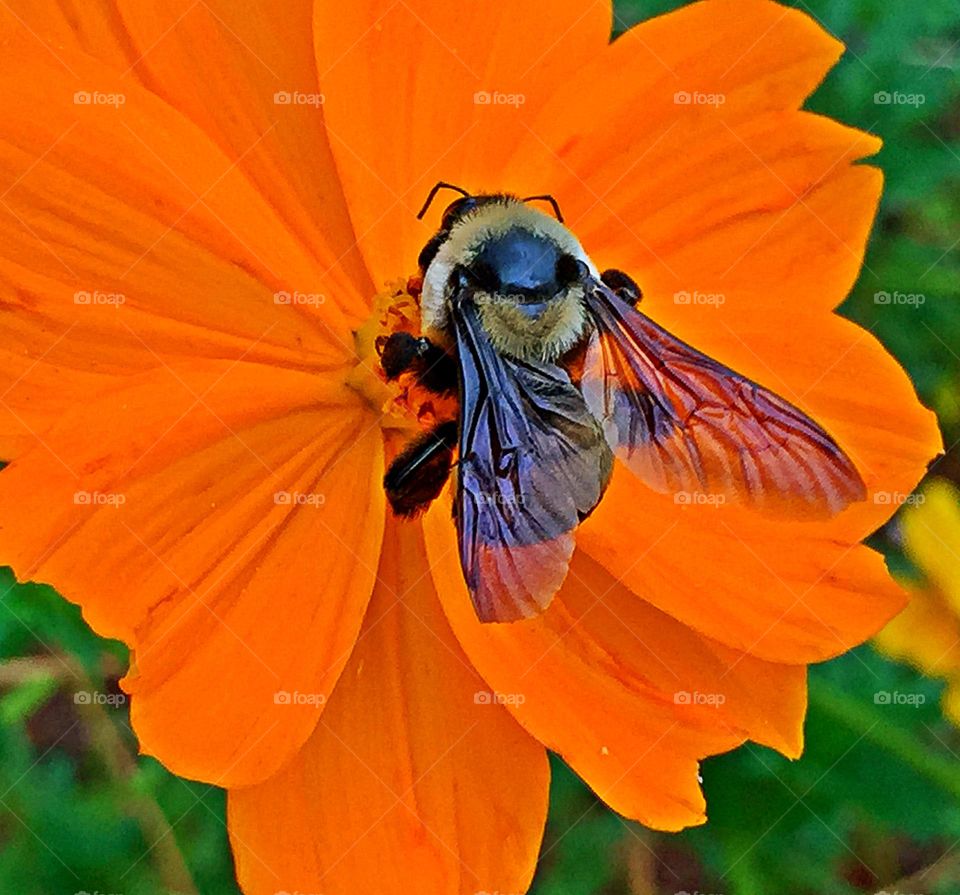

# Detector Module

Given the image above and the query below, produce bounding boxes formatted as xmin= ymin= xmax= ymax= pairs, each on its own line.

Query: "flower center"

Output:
xmin=349 ymin=277 xmax=458 ymax=434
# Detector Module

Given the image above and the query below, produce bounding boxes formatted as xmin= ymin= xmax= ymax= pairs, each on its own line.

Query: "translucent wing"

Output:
xmin=581 ymin=283 xmax=866 ymax=517
xmin=452 ymin=299 xmax=612 ymax=622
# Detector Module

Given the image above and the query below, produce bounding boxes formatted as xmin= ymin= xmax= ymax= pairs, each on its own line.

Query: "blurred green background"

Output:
xmin=1 ymin=1 xmax=958 ymax=893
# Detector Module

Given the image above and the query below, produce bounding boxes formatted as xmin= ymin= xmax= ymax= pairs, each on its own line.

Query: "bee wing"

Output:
xmin=452 ymin=300 xmax=612 ymax=623
xmin=581 ymin=283 xmax=866 ymax=517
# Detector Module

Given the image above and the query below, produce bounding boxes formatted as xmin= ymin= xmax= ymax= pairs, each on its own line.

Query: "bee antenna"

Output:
xmin=521 ymin=194 xmax=564 ymax=223
xmin=417 ymin=182 xmax=472 ymax=220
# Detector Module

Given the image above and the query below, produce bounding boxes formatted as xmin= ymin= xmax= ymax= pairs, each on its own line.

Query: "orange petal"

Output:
xmin=567 ymin=121 xmax=880 ymax=313
xmin=0 ymin=362 xmax=384 ymax=785
xmin=0 ymin=0 xmax=371 ymax=321
xmin=313 ymin=0 xmax=612 ymax=281
xmin=228 ymin=518 xmax=549 ymax=895
xmin=600 ymin=0 xmax=843 ymax=116
xmin=423 ymin=505 xmax=805 ymax=830
xmin=491 ymin=1 xmax=878 ymax=321
xmin=509 ymin=0 xmax=847 ymax=190
xmin=0 ymin=42 xmax=355 ymax=458
xmin=578 ymin=467 xmax=908 ymax=664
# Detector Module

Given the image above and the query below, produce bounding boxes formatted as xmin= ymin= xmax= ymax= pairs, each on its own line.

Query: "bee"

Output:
xmin=380 ymin=182 xmax=866 ymax=624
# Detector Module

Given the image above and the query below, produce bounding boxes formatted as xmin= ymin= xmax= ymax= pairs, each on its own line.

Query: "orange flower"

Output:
xmin=0 ymin=0 xmax=941 ymax=892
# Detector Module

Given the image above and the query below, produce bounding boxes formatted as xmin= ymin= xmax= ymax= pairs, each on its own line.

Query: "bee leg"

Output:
xmin=600 ymin=268 xmax=643 ymax=307
xmin=384 ymin=420 xmax=458 ymax=517
xmin=378 ymin=332 xmax=458 ymax=395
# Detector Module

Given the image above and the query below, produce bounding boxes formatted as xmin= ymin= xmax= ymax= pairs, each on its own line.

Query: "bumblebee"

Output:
xmin=380 ymin=183 xmax=866 ymax=624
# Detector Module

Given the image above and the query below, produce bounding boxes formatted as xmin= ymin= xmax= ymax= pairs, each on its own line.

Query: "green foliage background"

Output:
xmin=1 ymin=1 xmax=958 ymax=893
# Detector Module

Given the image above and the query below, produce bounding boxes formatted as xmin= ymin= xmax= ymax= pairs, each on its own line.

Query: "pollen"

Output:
xmin=349 ymin=277 xmax=457 ymax=432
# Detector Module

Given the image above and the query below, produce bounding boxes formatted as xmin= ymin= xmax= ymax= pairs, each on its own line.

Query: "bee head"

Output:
xmin=419 ymin=195 xmax=595 ymax=359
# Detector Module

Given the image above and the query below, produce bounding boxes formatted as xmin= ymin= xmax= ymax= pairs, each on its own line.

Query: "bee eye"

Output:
xmin=556 ymin=253 xmax=587 ymax=286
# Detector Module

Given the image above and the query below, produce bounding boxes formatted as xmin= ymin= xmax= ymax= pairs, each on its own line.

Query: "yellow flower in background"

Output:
xmin=875 ymin=480 xmax=960 ymax=723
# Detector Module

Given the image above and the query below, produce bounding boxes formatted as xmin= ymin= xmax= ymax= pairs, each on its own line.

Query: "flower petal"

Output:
xmin=228 ymin=518 xmax=549 ymax=895
xmin=313 ymin=0 xmax=612 ymax=281
xmin=0 ymin=42 xmax=355 ymax=458
xmin=0 ymin=0 xmax=372 ymax=319
xmin=423 ymin=505 xmax=807 ymax=830
xmin=579 ymin=467 xmax=908 ymax=664
xmin=0 ymin=362 xmax=384 ymax=785
xmin=509 ymin=105 xmax=881 ymax=317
